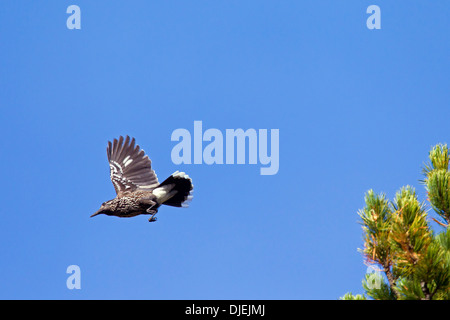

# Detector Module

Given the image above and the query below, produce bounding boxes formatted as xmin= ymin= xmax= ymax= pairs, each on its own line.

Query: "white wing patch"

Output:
xmin=109 ymin=161 xmax=138 ymax=191
xmin=107 ymin=136 xmax=160 ymax=194
xmin=123 ymin=155 xmax=133 ymax=167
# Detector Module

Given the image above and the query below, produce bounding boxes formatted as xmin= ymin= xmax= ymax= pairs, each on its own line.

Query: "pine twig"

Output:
xmin=382 ymin=263 xmax=399 ymax=300
xmin=432 ymin=217 xmax=449 ymax=228
xmin=420 ymin=281 xmax=432 ymax=300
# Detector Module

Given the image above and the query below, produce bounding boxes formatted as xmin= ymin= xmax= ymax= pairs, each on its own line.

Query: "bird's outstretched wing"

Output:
xmin=107 ymin=136 xmax=159 ymax=194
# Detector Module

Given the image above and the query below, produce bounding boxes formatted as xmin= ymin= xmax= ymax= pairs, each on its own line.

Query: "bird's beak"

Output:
xmin=90 ymin=209 xmax=103 ymax=218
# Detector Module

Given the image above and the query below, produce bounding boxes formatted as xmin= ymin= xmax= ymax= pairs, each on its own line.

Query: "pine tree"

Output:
xmin=342 ymin=144 xmax=450 ymax=300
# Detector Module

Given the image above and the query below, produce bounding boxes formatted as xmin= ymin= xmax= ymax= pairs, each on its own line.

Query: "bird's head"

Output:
xmin=91 ymin=200 xmax=114 ymax=217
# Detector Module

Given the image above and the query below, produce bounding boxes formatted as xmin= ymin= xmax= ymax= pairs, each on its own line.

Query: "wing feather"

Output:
xmin=106 ymin=136 xmax=159 ymax=194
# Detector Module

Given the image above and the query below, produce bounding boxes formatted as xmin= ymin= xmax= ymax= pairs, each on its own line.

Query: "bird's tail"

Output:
xmin=152 ymin=171 xmax=194 ymax=207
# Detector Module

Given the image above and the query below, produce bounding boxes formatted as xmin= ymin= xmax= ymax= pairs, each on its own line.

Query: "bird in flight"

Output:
xmin=92 ymin=136 xmax=193 ymax=222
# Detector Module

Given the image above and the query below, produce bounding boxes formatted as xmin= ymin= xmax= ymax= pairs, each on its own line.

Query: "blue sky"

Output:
xmin=0 ymin=1 xmax=449 ymax=299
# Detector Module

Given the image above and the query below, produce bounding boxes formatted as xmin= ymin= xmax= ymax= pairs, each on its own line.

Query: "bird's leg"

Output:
xmin=148 ymin=211 xmax=158 ymax=222
xmin=145 ymin=201 xmax=157 ymax=212
xmin=145 ymin=201 xmax=158 ymax=222
xmin=138 ymin=197 xmax=159 ymax=222
xmin=146 ymin=202 xmax=158 ymax=222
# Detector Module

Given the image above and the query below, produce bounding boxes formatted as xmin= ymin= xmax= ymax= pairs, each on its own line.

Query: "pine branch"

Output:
xmin=422 ymin=144 xmax=450 ymax=226
xmin=383 ymin=264 xmax=399 ymax=299
xmin=347 ymin=144 xmax=450 ymax=300
xmin=420 ymin=281 xmax=432 ymax=300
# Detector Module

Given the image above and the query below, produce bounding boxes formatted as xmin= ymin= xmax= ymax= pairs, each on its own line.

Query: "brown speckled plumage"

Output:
xmin=92 ymin=136 xmax=194 ymax=222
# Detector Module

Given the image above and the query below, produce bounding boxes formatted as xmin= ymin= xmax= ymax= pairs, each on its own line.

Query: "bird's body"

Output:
xmin=92 ymin=136 xmax=193 ymax=222
xmin=103 ymin=190 xmax=155 ymax=217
